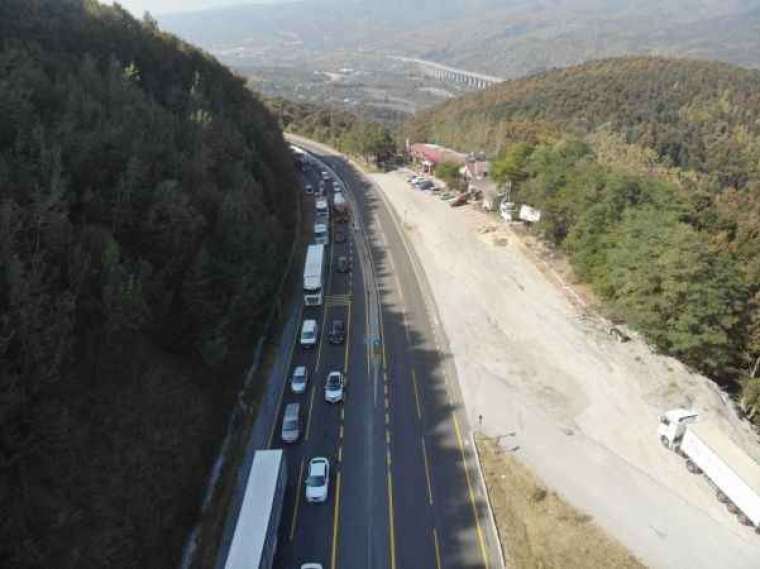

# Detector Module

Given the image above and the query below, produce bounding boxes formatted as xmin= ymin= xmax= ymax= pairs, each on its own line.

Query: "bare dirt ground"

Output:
xmin=477 ymin=436 xmax=647 ymax=569
xmin=372 ymin=170 xmax=760 ymax=569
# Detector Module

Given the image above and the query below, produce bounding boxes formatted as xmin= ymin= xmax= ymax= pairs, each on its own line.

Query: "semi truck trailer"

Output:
xmin=658 ymin=408 xmax=760 ymax=532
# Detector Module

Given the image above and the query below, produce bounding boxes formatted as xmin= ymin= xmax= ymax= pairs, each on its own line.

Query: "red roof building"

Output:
xmin=410 ymin=143 xmax=467 ymax=172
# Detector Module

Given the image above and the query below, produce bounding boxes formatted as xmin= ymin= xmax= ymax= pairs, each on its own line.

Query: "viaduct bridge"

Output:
xmin=392 ymin=56 xmax=503 ymax=89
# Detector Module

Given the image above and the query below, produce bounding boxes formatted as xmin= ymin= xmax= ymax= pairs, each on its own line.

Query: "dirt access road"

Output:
xmin=371 ymin=170 xmax=760 ymax=569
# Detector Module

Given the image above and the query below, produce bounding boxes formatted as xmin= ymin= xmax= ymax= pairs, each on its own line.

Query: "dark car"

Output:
xmin=335 ymin=230 xmax=347 ymax=244
xmin=450 ymin=194 xmax=468 ymax=207
xmin=328 ymin=320 xmax=346 ymax=344
xmin=337 ymin=256 xmax=350 ymax=273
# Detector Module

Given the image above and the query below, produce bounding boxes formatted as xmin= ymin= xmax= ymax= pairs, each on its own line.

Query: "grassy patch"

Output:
xmin=477 ymin=437 xmax=648 ymax=569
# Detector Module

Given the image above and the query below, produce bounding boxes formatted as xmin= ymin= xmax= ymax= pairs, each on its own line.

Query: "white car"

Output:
xmin=291 ymin=365 xmax=308 ymax=394
xmin=324 ymin=371 xmax=345 ymax=403
xmin=300 ymin=319 xmax=318 ymax=348
xmin=301 ymin=565 xmax=323 ymax=569
xmin=305 ymin=457 xmax=330 ymax=503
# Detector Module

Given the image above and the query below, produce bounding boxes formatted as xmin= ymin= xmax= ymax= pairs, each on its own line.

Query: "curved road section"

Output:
xmin=272 ymin=135 xmax=503 ymax=569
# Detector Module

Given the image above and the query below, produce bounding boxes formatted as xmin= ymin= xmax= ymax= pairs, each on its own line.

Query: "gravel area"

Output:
xmin=372 ymin=170 xmax=760 ymax=569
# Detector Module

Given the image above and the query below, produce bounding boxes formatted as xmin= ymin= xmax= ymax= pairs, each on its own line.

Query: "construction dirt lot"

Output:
xmin=371 ymin=170 xmax=760 ymax=569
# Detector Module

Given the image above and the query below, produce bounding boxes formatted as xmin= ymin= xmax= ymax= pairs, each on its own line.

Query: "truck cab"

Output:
xmin=658 ymin=408 xmax=698 ymax=449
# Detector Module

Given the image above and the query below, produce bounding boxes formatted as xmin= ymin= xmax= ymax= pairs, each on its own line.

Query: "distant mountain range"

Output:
xmin=159 ymin=0 xmax=760 ymax=77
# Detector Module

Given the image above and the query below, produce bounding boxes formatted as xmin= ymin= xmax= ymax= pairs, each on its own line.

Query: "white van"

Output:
xmin=300 ymin=319 xmax=318 ymax=348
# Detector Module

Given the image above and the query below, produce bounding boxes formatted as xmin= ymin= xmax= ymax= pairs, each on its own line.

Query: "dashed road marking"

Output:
xmin=289 ymin=459 xmax=305 ymax=541
xmin=305 ymin=385 xmax=317 ymax=441
xmin=433 ymin=527 xmax=443 ymax=569
xmin=330 ymin=471 xmax=342 ymax=569
xmin=411 ymin=369 xmax=422 ymax=420
xmin=421 ymin=436 xmax=434 ymax=506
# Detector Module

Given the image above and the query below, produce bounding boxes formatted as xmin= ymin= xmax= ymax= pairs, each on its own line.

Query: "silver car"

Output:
xmin=324 ymin=371 xmax=345 ymax=403
xmin=291 ymin=365 xmax=309 ymax=394
xmin=281 ymin=402 xmax=301 ymax=443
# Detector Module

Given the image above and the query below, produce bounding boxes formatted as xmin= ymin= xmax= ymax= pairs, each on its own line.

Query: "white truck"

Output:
xmin=658 ymin=408 xmax=760 ymax=533
xmin=303 ymin=244 xmax=326 ymax=306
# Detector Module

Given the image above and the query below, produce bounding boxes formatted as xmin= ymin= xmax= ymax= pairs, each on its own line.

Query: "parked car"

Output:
xmin=328 ymin=320 xmax=345 ymax=344
xmin=300 ymin=319 xmax=318 ymax=348
xmin=304 ymin=184 xmax=313 ymax=195
xmin=439 ymin=192 xmax=453 ymax=200
xmin=281 ymin=402 xmax=301 ymax=443
xmin=450 ymin=194 xmax=468 ymax=207
xmin=325 ymin=371 xmax=345 ymax=403
xmin=291 ymin=365 xmax=309 ymax=394
xmin=305 ymin=457 xmax=330 ymax=503
xmin=337 ymin=256 xmax=350 ymax=273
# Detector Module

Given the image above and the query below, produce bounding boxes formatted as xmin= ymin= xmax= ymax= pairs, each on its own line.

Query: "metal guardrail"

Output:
xmin=179 ymin=155 xmax=304 ymax=569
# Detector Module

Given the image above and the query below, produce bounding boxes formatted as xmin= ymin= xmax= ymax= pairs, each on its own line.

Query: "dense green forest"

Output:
xmin=267 ymin=96 xmax=396 ymax=164
xmin=408 ymin=57 xmax=760 ymax=421
xmin=0 ymin=1 xmax=299 ymax=567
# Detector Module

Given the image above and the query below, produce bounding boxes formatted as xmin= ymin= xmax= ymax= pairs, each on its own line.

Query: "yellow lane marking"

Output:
xmin=337 ymin=445 xmax=343 ymax=463
xmin=452 ymin=414 xmax=490 ymax=569
xmin=268 ymin=304 xmax=303 ymax=448
xmin=305 ymin=385 xmax=317 ymax=441
xmin=289 ymin=459 xmax=305 ymax=540
xmin=385 ymin=412 xmax=390 ymax=425
xmin=315 ymin=307 xmax=329 ymax=371
xmin=378 ymin=303 xmax=388 ymax=369
xmin=433 ymin=528 xmax=443 ymax=569
xmin=387 ymin=471 xmax=397 ymax=569
xmin=331 ymin=471 xmax=342 ymax=569
xmin=411 ymin=369 xmax=422 ymax=420
xmin=365 ymin=281 xmax=371 ymax=374
xmin=327 ymin=231 xmax=335 ymax=294
xmin=421 ymin=436 xmax=434 ymax=506
xmin=344 ymin=301 xmax=352 ymax=372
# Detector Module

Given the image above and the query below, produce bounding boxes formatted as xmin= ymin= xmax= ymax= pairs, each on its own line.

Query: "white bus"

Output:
xmin=222 ymin=449 xmax=287 ymax=569
xmin=303 ymin=244 xmax=326 ymax=306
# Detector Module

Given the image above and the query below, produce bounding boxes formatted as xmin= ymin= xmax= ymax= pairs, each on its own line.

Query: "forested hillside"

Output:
xmin=268 ymin=96 xmax=396 ymax=163
xmin=0 ymin=1 xmax=298 ymax=567
xmin=408 ymin=57 xmax=760 ymax=421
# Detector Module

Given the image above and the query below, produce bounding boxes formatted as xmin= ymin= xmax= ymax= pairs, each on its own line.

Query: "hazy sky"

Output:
xmin=108 ymin=0 xmax=285 ymax=16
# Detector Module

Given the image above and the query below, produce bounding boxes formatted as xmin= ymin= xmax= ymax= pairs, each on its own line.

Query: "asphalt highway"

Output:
xmin=271 ymin=141 xmax=502 ymax=569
